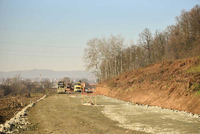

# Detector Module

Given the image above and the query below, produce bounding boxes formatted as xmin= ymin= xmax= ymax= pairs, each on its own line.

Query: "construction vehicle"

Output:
xmin=73 ymin=80 xmax=85 ymax=92
xmin=81 ymin=83 xmax=85 ymax=90
xmin=65 ymin=83 xmax=72 ymax=92
xmin=84 ymin=88 xmax=93 ymax=93
xmin=74 ymin=82 xmax=82 ymax=92
xmin=57 ymin=81 xmax=65 ymax=93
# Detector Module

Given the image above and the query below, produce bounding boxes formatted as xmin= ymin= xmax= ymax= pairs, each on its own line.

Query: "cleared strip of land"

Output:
xmin=19 ymin=93 xmax=144 ymax=134
xmin=17 ymin=93 xmax=200 ymax=134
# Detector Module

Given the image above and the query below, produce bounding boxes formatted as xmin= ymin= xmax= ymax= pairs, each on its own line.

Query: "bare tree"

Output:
xmin=84 ymin=5 xmax=200 ymax=82
xmin=84 ymin=38 xmax=102 ymax=81
xmin=139 ymin=28 xmax=153 ymax=64
xmin=63 ymin=77 xmax=70 ymax=83
xmin=44 ymin=79 xmax=51 ymax=89
xmin=84 ymin=35 xmax=124 ymax=82
xmin=151 ymin=30 xmax=166 ymax=62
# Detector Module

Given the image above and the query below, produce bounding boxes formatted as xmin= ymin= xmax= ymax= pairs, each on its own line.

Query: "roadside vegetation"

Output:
xmin=84 ymin=5 xmax=200 ymax=82
xmin=0 ymin=75 xmax=55 ymax=124
xmin=96 ymin=57 xmax=200 ymax=115
xmin=84 ymin=4 xmax=200 ymax=115
xmin=0 ymin=76 xmax=52 ymax=97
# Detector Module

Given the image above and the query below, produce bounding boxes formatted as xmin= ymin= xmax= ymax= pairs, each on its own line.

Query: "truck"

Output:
xmin=57 ymin=81 xmax=65 ymax=93
xmin=74 ymin=82 xmax=82 ymax=92
xmin=74 ymin=80 xmax=86 ymax=92
xmin=65 ymin=83 xmax=72 ymax=92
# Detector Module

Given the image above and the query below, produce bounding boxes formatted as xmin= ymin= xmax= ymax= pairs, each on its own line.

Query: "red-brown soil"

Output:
xmin=96 ymin=57 xmax=200 ymax=115
xmin=0 ymin=94 xmax=44 ymax=124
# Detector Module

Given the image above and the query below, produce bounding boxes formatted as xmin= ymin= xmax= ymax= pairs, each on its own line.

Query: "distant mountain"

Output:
xmin=0 ymin=69 xmax=94 ymax=80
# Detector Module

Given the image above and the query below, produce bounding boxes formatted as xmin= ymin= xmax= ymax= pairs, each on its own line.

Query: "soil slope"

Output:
xmin=96 ymin=57 xmax=200 ymax=115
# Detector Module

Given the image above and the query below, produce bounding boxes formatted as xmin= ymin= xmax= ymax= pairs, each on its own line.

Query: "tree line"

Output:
xmin=84 ymin=5 xmax=200 ymax=82
xmin=0 ymin=76 xmax=52 ymax=97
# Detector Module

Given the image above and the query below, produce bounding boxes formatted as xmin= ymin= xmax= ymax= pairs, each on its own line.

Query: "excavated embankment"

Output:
xmin=96 ymin=57 xmax=200 ymax=115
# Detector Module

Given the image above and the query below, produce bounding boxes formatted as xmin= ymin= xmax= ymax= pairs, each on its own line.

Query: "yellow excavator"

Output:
xmin=74 ymin=80 xmax=85 ymax=92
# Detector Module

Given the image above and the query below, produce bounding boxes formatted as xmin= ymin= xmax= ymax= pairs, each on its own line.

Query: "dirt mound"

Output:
xmin=96 ymin=57 xmax=200 ymax=115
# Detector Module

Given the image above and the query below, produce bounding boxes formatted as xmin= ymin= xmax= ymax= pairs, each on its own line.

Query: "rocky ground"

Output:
xmin=16 ymin=93 xmax=145 ymax=134
xmin=0 ymin=94 xmax=44 ymax=124
xmin=1 ymin=93 xmax=200 ymax=133
xmin=0 ymin=95 xmax=46 ymax=134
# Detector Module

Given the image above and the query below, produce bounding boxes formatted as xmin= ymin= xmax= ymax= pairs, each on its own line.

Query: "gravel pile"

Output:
xmin=0 ymin=95 xmax=46 ymax=134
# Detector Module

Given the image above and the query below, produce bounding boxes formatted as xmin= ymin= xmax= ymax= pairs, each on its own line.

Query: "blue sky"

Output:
xmin=0 ymin=0 xmax=199 ymax=72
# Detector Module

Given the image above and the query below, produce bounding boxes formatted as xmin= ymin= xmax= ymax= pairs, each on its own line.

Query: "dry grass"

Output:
xmin=0 ymin=93 xmax=44 ymax=124
xmin=186 ymin=64 xmax=200 ymax=73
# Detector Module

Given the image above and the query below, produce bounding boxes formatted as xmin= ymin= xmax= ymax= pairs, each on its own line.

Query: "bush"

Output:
xmin=2 ymin=85 xmax=13 ymax=96
xmin=108 ymin=81 xmax=117 ymax=88
xmin=186 ymin=64 xmax=200 ymax=73
xmin=191 ymin=82 xmax=200 ymax=92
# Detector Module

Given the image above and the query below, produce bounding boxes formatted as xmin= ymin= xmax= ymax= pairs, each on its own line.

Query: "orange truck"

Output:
xmin=81 ymin=83 xmax=85 ymax=91
xmin=65 ymin=83 xmax=72 ymax=92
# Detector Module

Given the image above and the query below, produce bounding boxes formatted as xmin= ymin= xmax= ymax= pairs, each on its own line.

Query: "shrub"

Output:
xmin=191 ymin=82 xmax=200 ymax=91
xmin=186 ymin=64 xmax=200 ymax=73
xmin=108 ymin=81 xmax=117 ymax=88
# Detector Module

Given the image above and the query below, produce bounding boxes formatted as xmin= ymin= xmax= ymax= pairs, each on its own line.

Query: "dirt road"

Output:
xmin=19 ymin=93 xmax=144 ymax=134
xmin=18 ymin=93 xmax=200 ymax=134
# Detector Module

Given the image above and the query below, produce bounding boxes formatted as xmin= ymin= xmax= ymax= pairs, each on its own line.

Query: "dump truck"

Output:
xmin=57 ymin=81 xmax=65 ymax=93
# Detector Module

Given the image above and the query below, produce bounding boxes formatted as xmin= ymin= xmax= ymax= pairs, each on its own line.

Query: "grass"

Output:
xmin=125 ymin=87 xmax=135 ymax=92
xmin=30 ymin=93 xmax=44 ymax=96
xmin=116 ymin=88 xmax=122 ymax=92
xmin=195 ymin=91 xmax=200 ymax=96
xmin=186 ymin=64 xmax=200 ymax=73
xmin=169 ymin=75 xmax=175 ymax=80
xmin=191 ymin=82 xmax=200 ymax=92
xmin=108 ymin=81 xmax=117 ymax=88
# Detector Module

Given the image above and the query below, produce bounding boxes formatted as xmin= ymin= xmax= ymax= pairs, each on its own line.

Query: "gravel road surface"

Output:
xmin=19 ymin=93 xmax=145 ymax=134
xmin=18 ymin=93 xmax=200 ymax=134
xmin=98 ymin=96 xmax=200 ymax=134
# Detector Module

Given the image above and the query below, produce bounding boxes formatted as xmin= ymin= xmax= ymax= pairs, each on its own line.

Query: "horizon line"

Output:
xmin=0 ymin=69 xmax=88 ymax=73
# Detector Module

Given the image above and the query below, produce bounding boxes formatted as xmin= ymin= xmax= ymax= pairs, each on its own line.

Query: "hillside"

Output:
xmin=96 ymin=57 xmax=200 ymax=115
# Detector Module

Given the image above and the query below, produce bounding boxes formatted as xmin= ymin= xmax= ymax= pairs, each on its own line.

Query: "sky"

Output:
xmin=0 ymin=0 xmax=199 ymax=72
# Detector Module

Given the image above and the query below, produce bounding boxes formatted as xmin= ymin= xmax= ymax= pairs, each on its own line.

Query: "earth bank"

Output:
xmin=96 ymin=57 xmax=200 ymax=115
